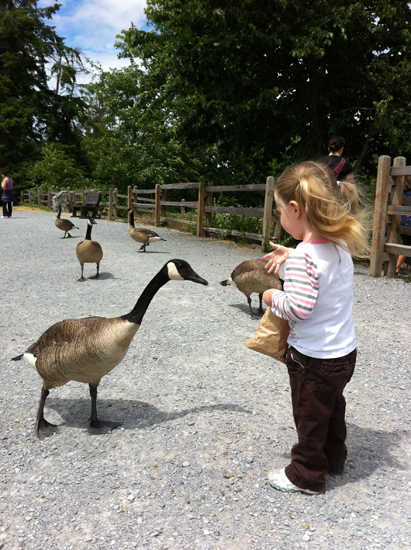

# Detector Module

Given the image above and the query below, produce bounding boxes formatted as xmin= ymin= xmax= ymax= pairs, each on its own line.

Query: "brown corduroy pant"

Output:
xmin=284 ymin=346 xmax=357 ymax=493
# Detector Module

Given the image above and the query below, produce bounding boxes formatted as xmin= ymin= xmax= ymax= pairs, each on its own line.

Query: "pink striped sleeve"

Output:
xmin=271 ymin=252 xmax=319 ymax=322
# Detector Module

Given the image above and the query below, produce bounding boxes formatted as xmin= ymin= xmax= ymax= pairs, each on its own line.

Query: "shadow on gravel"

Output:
xmin=46 ymin=398 xmax=250 ymax=433
xmin=136 ymin=250 xmax=170 ymax=254
xmin=227 ymin=303 xmax=264 ymax=318
xmin=91 ymin=272 xmax=117 ymax=280
xmin=326 ymin=422 xmax=407 ymax=491
xmin=353 ymin=269 xmax=369 ymax=276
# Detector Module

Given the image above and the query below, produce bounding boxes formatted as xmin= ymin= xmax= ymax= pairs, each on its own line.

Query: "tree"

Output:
xmin=80 ymin=62 xmax=212 ymax=192
xmin=31 ymin=144 xmax=85 ymax=191
xmin=118 ymin=0 xmax=411 ymax=178
xmin=0 ymin=1 xmax=86 ymax=188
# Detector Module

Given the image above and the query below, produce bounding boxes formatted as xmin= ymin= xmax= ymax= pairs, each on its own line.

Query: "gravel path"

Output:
xmin=1 ymin=210 xmax=410 ymax=550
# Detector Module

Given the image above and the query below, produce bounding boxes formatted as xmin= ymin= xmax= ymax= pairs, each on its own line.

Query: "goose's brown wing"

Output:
xmin=231 ymin=259 xmax=267 ymax=279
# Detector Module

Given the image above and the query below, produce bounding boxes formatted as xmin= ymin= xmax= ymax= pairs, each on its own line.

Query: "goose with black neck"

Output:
xmin=12 ymin=259 xmax=208 ymax=439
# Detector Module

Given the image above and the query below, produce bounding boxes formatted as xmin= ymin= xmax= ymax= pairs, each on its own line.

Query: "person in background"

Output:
xmin=1 ymin=170 xmax=15 ymax=219
xmin=262 ymin=161 xmax=368 ymax=494
xmin=317 ymin=136 xmax=355 ymax=184
xmin=396 ymin=175 xmax=411 ymax=277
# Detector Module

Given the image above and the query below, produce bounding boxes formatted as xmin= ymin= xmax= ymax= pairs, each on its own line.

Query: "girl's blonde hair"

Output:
xmin=275 ymin=161 xmax=370 ymax=257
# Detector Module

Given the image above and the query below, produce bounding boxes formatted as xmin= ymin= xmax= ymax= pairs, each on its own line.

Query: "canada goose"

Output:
xmin=221 ymin=259 xmax=283 ymax=315
xmin=128 ymin=209 xmax=166 ymax=252
xmin=12 ymin=260 xmax=208 ymax=440
xmin=76 ymin=218 xmax=103 ymax=282
xmin=55 ymin=205 xmax=78 ymax=238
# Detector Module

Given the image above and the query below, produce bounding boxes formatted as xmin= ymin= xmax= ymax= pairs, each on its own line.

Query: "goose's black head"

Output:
xmin=165 ymin=259 xmax=208 ymax=285
xmin=88 ymin=218 xmax=97 ymax=226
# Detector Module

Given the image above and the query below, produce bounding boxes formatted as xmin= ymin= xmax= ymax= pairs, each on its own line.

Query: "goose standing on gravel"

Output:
xmin=128 ymin=209 xmax=166 ymax=252
xmin=221 ymin=259 xmax=283 ymax=315
xmin=55 ymin=205 xmax=78 ymax=238
xmin=12 ymin=260 xmax=208 ymax=440
xmin=76 ymin=218 xmax=103 ymax=282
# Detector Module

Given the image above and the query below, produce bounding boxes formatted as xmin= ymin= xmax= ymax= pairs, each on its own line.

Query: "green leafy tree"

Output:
xmin=31 ymin=144 xmax=85 ymax=191
xmin=80 ymin=62 xmax=212 ymax=192
xmin=118 ymin=0 xmax=411 ymax=179
xmin=0 ymin=1 xmax=86 ymax=190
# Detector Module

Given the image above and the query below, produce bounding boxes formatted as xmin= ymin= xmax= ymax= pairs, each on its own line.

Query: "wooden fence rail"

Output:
xmin=370 ymin=155 xmax=411 ymax=277
xmin=20 ymin=178 xmax=281 ymax=251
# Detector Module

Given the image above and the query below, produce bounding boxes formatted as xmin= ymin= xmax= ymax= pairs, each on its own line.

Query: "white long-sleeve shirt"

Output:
xmin=271 ymin=240 xmax=356 ymax=359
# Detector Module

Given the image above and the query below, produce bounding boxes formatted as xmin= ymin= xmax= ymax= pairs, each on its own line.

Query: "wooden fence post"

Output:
xmin=47 ymin=191 xmax=52 ymax=208
xmin=38 ymin=190 xmax=41 ymax=206
xmin=20 ymin=191 xmax=23 ymax=204
xmin=262 ymin=176 xmax=275 ymax=252
xmin=113 ymin=188 xmax=118 ymax=220
xmin=197 ymin=181 xmax=206 ymax=237
xmin=155 ymin=184 xmax=161 ymax=227
xmin=161 ymin=188 xmax=167 ymax=218
xmin=370 ymin=155 xmax=392 ymax=277
xmin=82 ymin=189 xmax=86 ymax=206
xmin=181 ymin=199 xmax=186 ymax=215
xmin=109 ymin=188 xmax=113 ymax=221
xmin=205 ymin=182 xmax=213 ymax=228
xmin=133 ymin=186 xmax=138 ymax=215
xmin=386 ymin=156 xmax=406 ymax=277
xmin=127 ymin=186 xmax=132 ymax=211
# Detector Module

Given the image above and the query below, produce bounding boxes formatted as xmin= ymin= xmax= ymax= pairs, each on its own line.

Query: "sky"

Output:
xmin=39 ymin=0 xmax=148 ymax=79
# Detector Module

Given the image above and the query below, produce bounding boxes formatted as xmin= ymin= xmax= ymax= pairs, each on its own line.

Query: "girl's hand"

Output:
xmin=263 ymin=242 xmax=292 ymax=274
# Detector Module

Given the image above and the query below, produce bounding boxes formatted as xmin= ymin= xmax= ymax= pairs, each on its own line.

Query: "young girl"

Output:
xmin=262 ymin=161 xmax=369 ymax=494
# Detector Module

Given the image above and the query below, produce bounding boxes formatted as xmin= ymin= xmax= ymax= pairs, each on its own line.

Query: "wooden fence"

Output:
xmin=20 ymin=178 xmax=281 ymax=251
xmin=370 ymin=155 xmax=411 ymax=277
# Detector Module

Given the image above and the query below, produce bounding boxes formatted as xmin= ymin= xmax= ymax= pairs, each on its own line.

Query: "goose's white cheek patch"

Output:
xmin=167 ymin=263 xmax=184 ymax=281
xmin=228 ymin=277 xmax=237 ymax=288
xmin=23 ymin=353 xmax=37 ymax=371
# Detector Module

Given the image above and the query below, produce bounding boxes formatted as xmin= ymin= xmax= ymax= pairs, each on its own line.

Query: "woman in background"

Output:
xmin=317 ymin=136 xmax=355 ymax=185
xmin=1 ymin=170 xmax=15 ymax=219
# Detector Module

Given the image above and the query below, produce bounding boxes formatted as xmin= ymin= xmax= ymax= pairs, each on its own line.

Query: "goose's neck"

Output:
xmin=57 ymin=209 xmax=61 ymax=219
xmin=129 ymin=211 xmax=135 ymax=227
xmin=121 ymin=268 xmax=169 ymax=325
xmin=85 ymin=224 xmax=93 ymax=240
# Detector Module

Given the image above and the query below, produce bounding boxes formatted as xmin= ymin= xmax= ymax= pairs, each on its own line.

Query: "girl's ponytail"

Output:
xmin=275 ymin=162 xmax=370 ymax=258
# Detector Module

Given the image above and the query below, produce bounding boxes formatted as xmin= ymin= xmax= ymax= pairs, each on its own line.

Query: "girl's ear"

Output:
xmin=289 ymin=200 xmax=302 ymax=218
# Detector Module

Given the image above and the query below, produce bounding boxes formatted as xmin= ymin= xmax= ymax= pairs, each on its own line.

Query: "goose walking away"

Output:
xmin=76 ymin=218 xmax=103 ymax=281
xmin=128 ymin=209 xmax=166 ymax=252
xmin=55 ymin=205 xmax=78 ymax=238
xmin=12 ymin=260 xmax=208 ymax=439
xmin=221 ymin=259 xmax=283 ymax=315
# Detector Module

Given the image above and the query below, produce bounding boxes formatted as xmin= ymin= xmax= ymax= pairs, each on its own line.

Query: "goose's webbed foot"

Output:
xmin=35 ymin=418 xmax=59 ymax=440
xmin=78 ymin=276 xmax=86 ymax=282
xmin=88 ymin=419 xmax=121 ymax=435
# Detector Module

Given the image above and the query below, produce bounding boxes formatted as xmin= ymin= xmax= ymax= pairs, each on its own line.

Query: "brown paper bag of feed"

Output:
xmin=244 ymin=307 xmax=289 ymax=364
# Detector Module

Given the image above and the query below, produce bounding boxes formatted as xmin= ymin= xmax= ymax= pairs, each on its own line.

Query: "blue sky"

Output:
xmin=39 ymin=0 xmax=148 ymax=77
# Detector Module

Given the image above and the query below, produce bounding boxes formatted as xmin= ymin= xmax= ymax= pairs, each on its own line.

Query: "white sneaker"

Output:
xmin=267 ymin=468 xmax=319 ymax=494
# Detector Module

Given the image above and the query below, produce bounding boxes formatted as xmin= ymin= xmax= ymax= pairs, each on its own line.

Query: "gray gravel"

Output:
xmin=0 ymin=210 xmax=410 ymax=550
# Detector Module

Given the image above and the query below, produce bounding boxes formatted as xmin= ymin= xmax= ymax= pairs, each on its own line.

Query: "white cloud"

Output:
xmin=39 ymin=0 xmax=148 ymax=73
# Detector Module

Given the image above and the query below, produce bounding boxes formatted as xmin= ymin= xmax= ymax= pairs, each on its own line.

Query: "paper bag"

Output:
xmin=244 ymin=308 xmax=289 ymax=364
